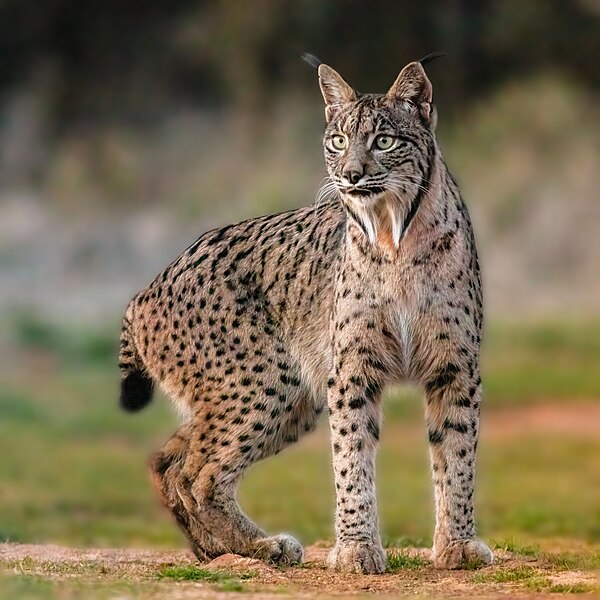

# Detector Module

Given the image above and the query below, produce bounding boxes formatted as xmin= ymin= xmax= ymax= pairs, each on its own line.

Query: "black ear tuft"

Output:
xmin=419 ymin=51 xmax=446 ymax=68
xmin=301 ymin=53 xmax=322 ymax=69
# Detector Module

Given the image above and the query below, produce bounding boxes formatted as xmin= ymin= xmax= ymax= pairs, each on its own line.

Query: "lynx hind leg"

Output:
xmin=183 ymin=409 xmax=308 ymax=564
xmin=151 ymin=380 xmax=318 ymax=564
xmin=150 ymin=423 xmax=221 ymax=561
xmin=151 ymin=422 xmax=275 ymax=561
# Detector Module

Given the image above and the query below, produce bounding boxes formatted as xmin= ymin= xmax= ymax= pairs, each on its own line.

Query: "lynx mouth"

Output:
xmin=342 ymin=185 xmax=386 ymax=198
xmin=341 ymin=186 xmax=388 ymax=208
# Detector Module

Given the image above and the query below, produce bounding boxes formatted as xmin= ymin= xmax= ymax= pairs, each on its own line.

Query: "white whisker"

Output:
xmin=315 ymin=177 xmax=339 ymax=206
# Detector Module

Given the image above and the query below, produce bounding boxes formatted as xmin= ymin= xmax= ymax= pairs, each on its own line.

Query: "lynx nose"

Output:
xmin=343 ymin=167 xmax=363 ymax=185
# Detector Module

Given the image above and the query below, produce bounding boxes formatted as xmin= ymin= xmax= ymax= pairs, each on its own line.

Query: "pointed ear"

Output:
xmin=318 ymin=64 xmax=356 ymax=121
xmin=386 ymin=61 xmax=434 ymax=125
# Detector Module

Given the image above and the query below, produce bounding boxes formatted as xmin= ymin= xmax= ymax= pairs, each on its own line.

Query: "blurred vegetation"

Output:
xmin=0 ymin=0 xmax=598 ymax=122
xmin=0 ymin=0 xmax=598 ymax=213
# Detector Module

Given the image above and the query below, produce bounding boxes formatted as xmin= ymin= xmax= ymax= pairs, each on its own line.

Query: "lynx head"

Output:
xmin=317 ymin=61 xmax=438 ymax=246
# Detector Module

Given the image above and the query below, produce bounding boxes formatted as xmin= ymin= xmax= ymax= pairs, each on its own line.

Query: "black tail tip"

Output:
xmin=119 ymin=371 xmax=154 ymax=412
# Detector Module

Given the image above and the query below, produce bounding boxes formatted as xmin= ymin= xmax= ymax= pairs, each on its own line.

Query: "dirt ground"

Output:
xmin=1 ymin=403 xmax=598 ymax=598
xmin=1 ymin=541 xmax=598 ymax=599
xmin=482 ymin=403 xmax=600 ymax=440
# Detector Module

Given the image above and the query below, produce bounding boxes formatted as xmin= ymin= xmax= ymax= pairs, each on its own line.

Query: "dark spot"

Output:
xmin=425 ymin=363 xmax=460 ymax=394
xmin=443 ymin=418 xmax=469 ymax=434
xmin=348 ymin=397 xmax=366 ymax=409
xmin=428 ymin=429 xmax=444 ymax=444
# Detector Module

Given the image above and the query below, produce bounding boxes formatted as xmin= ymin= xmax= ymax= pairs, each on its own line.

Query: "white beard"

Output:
xmin=345 ymin=193 xmax=412 ymax=248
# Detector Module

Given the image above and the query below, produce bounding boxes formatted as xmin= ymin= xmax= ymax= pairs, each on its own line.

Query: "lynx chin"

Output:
xmin=118 ymin=58 xmax=492 ymax=574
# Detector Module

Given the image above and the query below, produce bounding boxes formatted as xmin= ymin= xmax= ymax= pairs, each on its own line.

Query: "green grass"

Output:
xmin=541 ymin=551 xmax=600 ymax=572
xmin=481 ymin=321 xmax=600 ymax=404
xmin=541 ymin=583 xmax=596 ymax=594
xmin=0 ymin=575 xmax=56 ymax=600
xmin=4 ymin=557 xmax=111 ymax=577
xmin=158 ymin=565 xmax=256 ymax=582
xmin=471 ymin=566 xmax=598 ymax=594
xmin=8 ymin=312 xmax=117 ymax=369
xmin=471 ymin=565 xmax=539 ymax=584
xmin=0 ymin=575 xmax=169 ymax=600
xmin=491 ymin=538 xmax=540 ymax=557
xmin=0 ymin=567 xmax=258 ymax=599
xmin=386 ymin=549 xmax=428 ymax=571
xmin=384 ymin=536 xmax=430 ymax=549
xmin=157 ymin=565 xmax=255 ymax=592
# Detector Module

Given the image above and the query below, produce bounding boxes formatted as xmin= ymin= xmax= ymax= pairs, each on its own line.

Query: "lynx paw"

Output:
xmin=253 ymin=534 xmax=304 ymax=565
xmin=434 ymin=539 xmax=493 ymax=569
xmin=327 ymin=540 xmax=387 ymax=574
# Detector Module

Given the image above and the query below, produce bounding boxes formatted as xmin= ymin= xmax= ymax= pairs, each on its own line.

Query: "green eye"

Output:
xmin=331 ymin=135 xmax=347 ymax=151
xmin=374 ymin=135 xmax=395 ymax=150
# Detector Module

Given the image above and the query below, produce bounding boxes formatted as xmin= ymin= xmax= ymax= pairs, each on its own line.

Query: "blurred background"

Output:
xmin=0 ymin=0 xmax=598 ymax=557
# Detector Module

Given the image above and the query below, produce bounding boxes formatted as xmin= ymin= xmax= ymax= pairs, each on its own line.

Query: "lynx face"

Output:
xmin=318 ymin=62 xmax=438 ymax=246
xmin=323 ymin=96 xmax=433 ymax=205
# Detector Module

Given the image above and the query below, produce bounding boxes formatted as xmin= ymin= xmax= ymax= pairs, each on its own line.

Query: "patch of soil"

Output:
xmin=1 ymin=542 xmax=598 ymax=599
xmin=484 ymin=402 xmax=600 ymax=440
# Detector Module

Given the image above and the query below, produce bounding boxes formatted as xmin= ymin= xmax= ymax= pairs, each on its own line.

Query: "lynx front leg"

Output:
xmin=424 ymin=360 xmax=493 ymax=569
xmin=326 ymin=336 xmax=387 ymax=574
